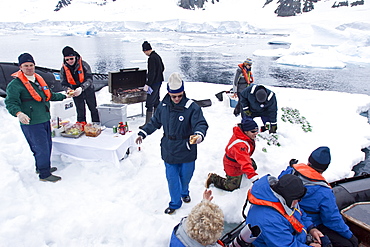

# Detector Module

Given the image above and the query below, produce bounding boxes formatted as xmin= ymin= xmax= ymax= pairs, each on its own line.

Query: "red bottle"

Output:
xmin=118 ymin=122 xmax=126 ymax=135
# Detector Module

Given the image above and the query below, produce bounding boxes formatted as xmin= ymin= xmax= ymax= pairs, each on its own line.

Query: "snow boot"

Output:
xmin=139 ymin=110 xmax=152 ymax=129
xmin=40 ymin=174 xmax=62 ymax=183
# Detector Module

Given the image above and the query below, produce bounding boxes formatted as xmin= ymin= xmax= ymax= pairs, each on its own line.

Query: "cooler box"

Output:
xmin=223 ymin=93 xmax=238 ymax=108
xmin=50 ymin=98 xmax=76 ymax=120
xmin=97 ymin=104 xmax=127 ymax=128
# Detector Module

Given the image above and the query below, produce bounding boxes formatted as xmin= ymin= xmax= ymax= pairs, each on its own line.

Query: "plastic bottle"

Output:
xmin=118 ymin=122 xmax=126 ymax=135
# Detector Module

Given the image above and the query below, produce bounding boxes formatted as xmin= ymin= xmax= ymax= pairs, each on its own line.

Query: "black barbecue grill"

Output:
xmin=108 ymin=68 xmax=147 ymax=104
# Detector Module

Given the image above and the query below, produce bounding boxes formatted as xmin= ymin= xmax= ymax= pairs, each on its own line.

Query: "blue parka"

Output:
xmin=239 ymin=84 xmax=277 ymax=123
xmin=246 ymin=175 xmax=313 ymax=247
xmin=138 ymin=93 xmax=208 ymax=164
xmin=279 ymin=165 xmax=353 ymax=239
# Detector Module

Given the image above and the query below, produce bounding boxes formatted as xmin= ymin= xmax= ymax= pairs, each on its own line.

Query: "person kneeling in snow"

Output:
xmin=205 ymin=119 xmax=259 ymax=191
xmin=170 ymin=189 xmax=261 ymax=247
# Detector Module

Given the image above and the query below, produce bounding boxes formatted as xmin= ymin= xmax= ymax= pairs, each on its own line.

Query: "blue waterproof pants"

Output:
xmin=21 ymin=121 xmax=53 ymax=179
xmin=165 ymin=161 xmax=195 ymax=209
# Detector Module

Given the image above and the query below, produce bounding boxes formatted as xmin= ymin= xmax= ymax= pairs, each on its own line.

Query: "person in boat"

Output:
xmin=5 ymin=53 xmax=70 ymax=182
xmin=136 ymin=72 xmax=208 ymax=215
xmin=169 ymin=189 xmax=261 ymax=247
xmin=246 ymin=174 xmax=324 ymax=247
xmin=233 ymin=58 xmax=254 ymax=117
xmin=239 ymin=84 xmax=278 ymax=134
xmin=205 ymin=119 xmax=259 ymax=191
xmin=60 ymin=46 xmax=100 ymax=126
xmin=280 ymin=146 xmax=359 ymax=247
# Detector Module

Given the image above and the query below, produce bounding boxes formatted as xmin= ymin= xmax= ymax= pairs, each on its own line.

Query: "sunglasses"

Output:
xmin=250 ymin=130 xmax=258 ymax=133
xmin=171 ymin=94 xmax=183 ymax=99
xmin=65 ymin=57 xmax=75 ymax=61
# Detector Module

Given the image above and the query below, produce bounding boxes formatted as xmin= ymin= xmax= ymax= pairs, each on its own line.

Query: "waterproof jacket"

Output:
xmin=239 ymin=85 xmax=277 ymax=123
xmin=170 ymin=218 xmax=222 ymax=247
xmin=279 ymin=164 xmax=353 ymax=239
xmin=223 ymin=126 xmax=257 ymax=179
xmin=233 ymin=65 xmax=253 ymax=94
xmin=5 ymin=75 xmax=66 ymax=125
xmin=146 ymin=51 xmax=164 ymax=86
xmin=246 ymin=175 xmax=313 ymax=247
xmin=138 ymin=93 xmax=208 ymax=164
xmin=60 ymin=56 xmax=94 ymax=91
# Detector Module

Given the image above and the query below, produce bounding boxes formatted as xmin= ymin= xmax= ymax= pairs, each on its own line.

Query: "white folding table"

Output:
xmin=52 ymin=129 xmax=137 ymax=166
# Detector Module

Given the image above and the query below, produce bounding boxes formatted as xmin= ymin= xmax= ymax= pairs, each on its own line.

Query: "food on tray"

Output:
xmin=66 ymin=127 xmax=81 ymax=135
xmin=84 ymin=123 xmax=102 ymax=137
xmin=189 ymin=135 xmax=199 ymax=144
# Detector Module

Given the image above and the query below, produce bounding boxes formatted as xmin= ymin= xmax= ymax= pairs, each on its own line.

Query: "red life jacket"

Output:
xmin=63 ymin=57 xmax=84 ymax=85
xmin=12 ymin=70 xmax=51 ymax=102
xmin=238 ymin=63 xmax=254 ymax=84
xmin=292 ymin=163 xmax=330 ymax=187
xmin=248 ymin=189 xmax=304 ymax=233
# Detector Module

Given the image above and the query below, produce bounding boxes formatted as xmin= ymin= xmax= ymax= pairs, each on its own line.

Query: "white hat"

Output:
xmin=167 ymin=72 xmax=184 ymax=93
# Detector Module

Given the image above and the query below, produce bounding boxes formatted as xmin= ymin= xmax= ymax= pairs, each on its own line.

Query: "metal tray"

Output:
xmin=61 ymin=131 xmax=85 ymax=138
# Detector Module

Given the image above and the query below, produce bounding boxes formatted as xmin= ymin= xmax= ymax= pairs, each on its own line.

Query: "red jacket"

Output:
xmin=223 ymin=126 xmax=257 ymax=178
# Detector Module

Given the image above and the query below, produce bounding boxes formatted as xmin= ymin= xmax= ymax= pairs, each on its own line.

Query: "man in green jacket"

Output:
xmin=5 ymin=53 xmax=70 ymax=182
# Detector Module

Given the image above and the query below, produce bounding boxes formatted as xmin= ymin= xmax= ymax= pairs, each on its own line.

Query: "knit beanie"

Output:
xmin=255 ymin=86 xmax=268 ymax=103
xmin=241 ymin=119 xmax=258 ymax=132
xmin=308 ymin=146 xmax=331 ymax=171
xmin=142 ymin=41 xmax=152 ymax=51
xmin=272 ymin=174 xmax=307 ymax=208
xmin=167 ymin=72 xmax=184 ymax=94
xmin=244 ymin=58 xmax=252 ymax=65
xmin=18 ymin=53 xmax=35 ymax=66
xmin=62 ymin=46 xmax=76 ymax=57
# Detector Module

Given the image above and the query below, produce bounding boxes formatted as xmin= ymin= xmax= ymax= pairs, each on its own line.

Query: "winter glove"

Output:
xmin=348 ymin=235 xmax=358 ymax=247
xmin=189 ymin=134 xmax=202 ymax=144
xmin=230 ymin=224 xmax=261 ymax=246
xmin=17 ymin=112 xmax=30 ymax=124
xmin=289 ymin=159 xmax=299 ymax=166
xmin=269 ymin=123 xmax=277 ymax=133
xmin=244 ymin=110 xmax=252 ymax=117
xmin=320 ymin=236 xmax=333 ymax=247
xmin=73 ymin=87 xmax=82 ymax=97
xmin=260 ymin=126 xmax=267 ymax=132
xmin=251 ymin=158 xmax=257 ymax=170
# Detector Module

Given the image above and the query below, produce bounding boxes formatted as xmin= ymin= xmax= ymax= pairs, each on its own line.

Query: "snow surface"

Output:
xmin=1 ymin=0 xmax=370 ymax=246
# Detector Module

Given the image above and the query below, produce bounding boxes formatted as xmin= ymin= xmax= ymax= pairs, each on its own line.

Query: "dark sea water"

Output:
xmin=0 ymin=31 xmax=369 ymax=172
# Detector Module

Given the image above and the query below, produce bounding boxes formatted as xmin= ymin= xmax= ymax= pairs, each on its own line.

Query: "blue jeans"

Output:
xmin=165 ymin=161 xmax=195 ymax=209
xmin=21 ymin=121 xmax=52 ymax=179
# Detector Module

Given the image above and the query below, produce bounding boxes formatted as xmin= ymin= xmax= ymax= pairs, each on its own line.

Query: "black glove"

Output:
xmin=251 ymin=158 xmax=257 ymax=170
xmin=289 ymin=159 xmax=299 ymax=166
xmin=349 ymin=235 xmax=358 ymax=247
xmin=320 ymin=236 xmax=333 ymax=247
xmin=269 ymin=123 xmax=277 ymax=133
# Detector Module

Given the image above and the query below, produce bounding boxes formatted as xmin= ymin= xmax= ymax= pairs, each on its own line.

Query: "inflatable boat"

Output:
xmin=331 ymin=173 xmax=370 ymax=246
xmin=0 ymin=62 xmax=108 ymax=97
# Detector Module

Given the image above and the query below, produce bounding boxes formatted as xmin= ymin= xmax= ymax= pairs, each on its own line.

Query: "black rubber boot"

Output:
xmin=139 ymin=110 xmax=152 ymax=129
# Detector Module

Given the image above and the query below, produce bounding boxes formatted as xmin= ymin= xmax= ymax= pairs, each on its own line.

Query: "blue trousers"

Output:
xmin=165 ymin=161 xmax=195 ymax=209
xmin=21 ymin=121 xmax=52 ymax=179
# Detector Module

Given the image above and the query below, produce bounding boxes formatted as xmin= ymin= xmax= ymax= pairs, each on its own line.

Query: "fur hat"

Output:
xmin=62 ymin=46 xmax=76 ymax=57
xmin=167 ymin=72 xmax=184 ymax=93
xmin=241 ymin=119 xmax=258 ymax=132
xmin=272 ymin=174 xmax=307 ymax=207
xmin=255 ymin=86 xmax=268 ymax=103
xmin=142 ymin=41 xmax=152 ymax=51
xmin=308 ymin=146 xmax=331 ymax=171
xmin=18 ymin=53 xmax=35 ymax=66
